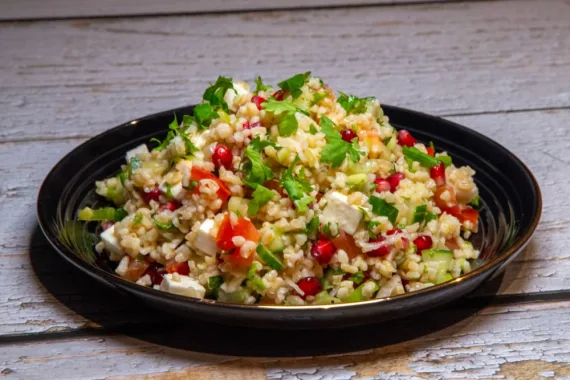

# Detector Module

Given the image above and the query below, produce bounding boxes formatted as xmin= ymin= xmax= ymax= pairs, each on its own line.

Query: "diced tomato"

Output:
xmin=430 ymin=162 xmax=446 ymax=187
xmin=166 ymin=260 xmax=190 ymax=276
xmin=272 ymin=90 xmax=287 ymax=101
xmin=332 ymin=230 xmax=361 ymax=259
xmin=426 ymin=147 xmax=435 ymax=157
xmin=445 ymin=237 xmax=460 ymax=251
xmin=216 ymin=214 xmax=260 ymax=251
xmin=222 ymin=248 xmax=254 ymax=268
xmin=190 ymin=167 xmax=231 ymax=204
xmin=458 ymin=206 xmax=479 ymax=225
xmin=434 ymin=185 xmax=459 ymax=216
xmin=251 ymin=95 xmax=266 ymax=110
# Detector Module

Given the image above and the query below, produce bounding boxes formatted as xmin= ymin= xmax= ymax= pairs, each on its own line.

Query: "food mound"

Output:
xmin=78 ymin=72 xmax=481 ymax=305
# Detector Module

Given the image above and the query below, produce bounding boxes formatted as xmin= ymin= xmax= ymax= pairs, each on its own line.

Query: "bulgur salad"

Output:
xmin=77 ymin=72 xmax=482 ymax=305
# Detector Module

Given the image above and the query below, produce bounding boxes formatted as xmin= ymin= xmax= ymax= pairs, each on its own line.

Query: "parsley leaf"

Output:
xmin=202 ymin=76 xmax=235 ymax=112
xmin=242 ymin=137 xmax=276 ymax=188
xmin=182 ymin=114 xmax=195 ymax=126
xmin=278 ymin=72 xmax=311 ymax=99
xmin=349 ymin=271 xmax=365 ymax=285
xmin=402 ymin=146 xmax=440 ymax=168
xmin=262 ymin=99 xmax=300 ymax=115
xmin=309 ymin=124 xmax=318 ymax=134
xmin=338 ymin=92 xmax=375 ymax=114
xmin=280 ymin=155 xmax=315 ymax=212
xmin=369 ymin=196 xmax=399 ymax=224
xmin=254 ymin=76 xmax=272 ymax=94
xmin=311 ymin=91 xmax=328 ymax=105
xmin=247 ymin=185 xmax=275 ymax=216
xmin=278 ymin=113 xmax=298 ymax=137
xmin=193 ymin=103 xmax=219 ymax=130
xmin=319 ymin=116 xmax=364 ymax=168
xmin=306 ymin=216 xmax=320 ymax=239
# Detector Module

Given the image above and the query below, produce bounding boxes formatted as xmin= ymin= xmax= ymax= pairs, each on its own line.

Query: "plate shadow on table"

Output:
xmin=29 ymin=223 xmax=506 ymax=358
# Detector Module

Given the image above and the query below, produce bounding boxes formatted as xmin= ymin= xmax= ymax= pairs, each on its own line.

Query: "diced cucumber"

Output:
xmin=422 ymin=249 xmax=454 ymax=264
xmin=217 ymin=288 xmax=249 ymax=304
xmin=435 ymin=270 xmax=453 ymax=284
xmin=346 ymin=173 xmax=368 ymax=188
xmin=267 ymin=225 xmax=285 ymax=253
xmin=346 ymin=281 xmax=379 ymax=302
xmin=314 ymin=291 xmax=341 ymax=305
xmin=256 ymin=244 xmax=283 ymax=271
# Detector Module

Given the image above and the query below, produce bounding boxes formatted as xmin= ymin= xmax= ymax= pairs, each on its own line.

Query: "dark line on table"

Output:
xmin=0 ymin=135 xmax=90 ymax=145
xmin=0 ymin=0 xmax=502 ymax=23
xmin=0 ymin=289 xmax=569 ymax=346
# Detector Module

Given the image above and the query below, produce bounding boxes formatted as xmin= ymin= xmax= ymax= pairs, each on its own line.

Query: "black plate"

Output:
xmin=37 ymin=104 xmax=542 ymax=329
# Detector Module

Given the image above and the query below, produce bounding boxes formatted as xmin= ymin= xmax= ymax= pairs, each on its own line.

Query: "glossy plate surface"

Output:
xmin=37 ymin=105 xmax=542 ymax=329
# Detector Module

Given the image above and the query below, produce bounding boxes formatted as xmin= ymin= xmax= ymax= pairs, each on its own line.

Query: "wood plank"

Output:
xmin=0 ymin=0 xmax=451 ymax=21
xmin=1 ymin=300 xmax=569 ymax=379
xmin=0 ymin=108 xmax=567 ymax=335
xmin=2 ymin=0 xmax=570 ymax=142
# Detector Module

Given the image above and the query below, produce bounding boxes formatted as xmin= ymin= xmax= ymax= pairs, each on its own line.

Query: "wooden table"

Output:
xmin=1 ymin=0 xmax=569 ymax=378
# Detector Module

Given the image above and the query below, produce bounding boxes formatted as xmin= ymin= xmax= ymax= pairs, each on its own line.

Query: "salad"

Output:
xmin=78 ymin=72 xmax=481 ymax=305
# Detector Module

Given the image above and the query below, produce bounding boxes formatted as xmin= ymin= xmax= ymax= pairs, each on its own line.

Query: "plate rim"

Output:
xmin=36 ymin=104 xmax=543 ymax=312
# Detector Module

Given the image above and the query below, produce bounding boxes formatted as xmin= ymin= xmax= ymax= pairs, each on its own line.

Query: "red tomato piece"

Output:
xmin=458 ymin=206 xmax=479 ymax=226
xmin=216 ymin=214 xmax=260 ymax=268
xmin=332 ymin=231 xmax=361 ymax=259
xmin=434 ymin=185 xmax=459 ymax=215
xmin=426 ymin=147 xmax=435 ymax=157
xmin=216 ymin=214 xmax=235 ymax=250
xmin=190 ymin=167 xmax=231 ymax=204
xmin=233 ymin=217 xmax=260 ymax=243
xmin=222 ymin=248 xmax=254 ymax=268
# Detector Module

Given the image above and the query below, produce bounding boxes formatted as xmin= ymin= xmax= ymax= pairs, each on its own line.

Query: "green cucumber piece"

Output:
xmin=217 ymin=288 xmax=249 ymax=304
xmin=346 ymin=173 xmax=368 ymax=187
xmin=422 ymin=249 xmax=454 ymax=264
xmin=346 ymin=280 xmax=379 ymax=302
xmin=314 ymin=291 xmax=341 ymax=305
xmin=256 ymin=244 xmax=283 ymax=271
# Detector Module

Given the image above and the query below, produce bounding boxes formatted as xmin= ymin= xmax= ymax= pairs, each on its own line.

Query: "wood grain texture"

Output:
xmin=0 ymin=0 xmax=452 ymax=21
xmin=2 ymin=0 xmax=570 ymax=142
xmin=1 ymin=301 xmax=569 ymax=379
xmin=0 ymin=108 xmax=567 ymax=335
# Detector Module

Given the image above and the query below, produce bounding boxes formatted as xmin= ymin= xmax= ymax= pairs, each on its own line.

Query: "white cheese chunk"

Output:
xmin=160 ymin=274 xmax=206 ymax=299
xmin=192 ymin=219 xmax=217 ymax=256
xmin=100 ymin=225 xmax=123 ymax=257
xmin=320 ymin=191 xmax=363 ymax=235
xmin=158 ymin=182 xmax=185 ymax=201
xmin=125 ymin=144 xmax=149 ymax=161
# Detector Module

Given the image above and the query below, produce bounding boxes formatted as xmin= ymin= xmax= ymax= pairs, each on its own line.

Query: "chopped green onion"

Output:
xmin=348 ymin=271 xmax=365 ymax=285
xmin=369 ymin=196 xmax=399 ymax=224
xmin=78 ymin=207 xmax=126 ymax=222
xmin=153 ymin=219 xmax=176 ymax=230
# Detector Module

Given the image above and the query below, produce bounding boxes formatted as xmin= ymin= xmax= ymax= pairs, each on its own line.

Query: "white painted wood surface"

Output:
xmin=0 ymin=0 xmax=450 ymax=20
xmin=1 ymin=301 xmax=570 ymax=379
xmin=2 ymin=0 xmax=570 ymax=143
xmin=1 ymin=0 xmax=569 ymax=378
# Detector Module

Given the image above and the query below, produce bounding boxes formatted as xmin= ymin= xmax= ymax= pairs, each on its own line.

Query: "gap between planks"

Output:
xmin=0 ymin=0 xmax=490 ymax=23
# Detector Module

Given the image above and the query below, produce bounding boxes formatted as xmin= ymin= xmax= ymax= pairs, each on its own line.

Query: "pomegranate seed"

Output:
xmin=273 ymin=90 xmax=287 ymax=101
xmin=430 ymin=162 xmax=446 ymax=187
xmin=367 ymin=236 xmax=391 ymax=257
xmin=297 ymin=277 xmax=322 ymax=298
xmin=310 ymin=239 xmax=337 ymax=266
xmin=212 ymin=144 xmax=233 ymax=170
xmin=251 ymin=95 xmax=266 ymax=110
xmin=426 ymin=147 xmax=435 ymax=157
xmin=142 ymin=186 xmax=162 ymax=205
xmin=397 ymin=129 xmax=416 ymax=147
xmin=144 ymin=264 xmax=167 ymax=286
xmin=387 ymin=172 xmax=405 ymax=192
xmin=413 ymin=235 xmax=433 ymax=254
xmin=341 ymin=129 xmax=357 ymax=143
xmin=387 ymin=228 xmax=409 ymax=250
xmin=159 ymin=201 xmax=181 ymax=212
xmin=374 ymin=177 xmax=391 ymax=193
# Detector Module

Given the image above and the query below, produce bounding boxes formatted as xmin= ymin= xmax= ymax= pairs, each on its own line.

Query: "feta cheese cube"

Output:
xmin=160 ymin=274 xmax=206 ymax=299
xmin=126 ymin=144 xmax=149 ymax=161
xmin=192 ymin=219 xmax=217 ymax=256
xmin=320 ymin=191 xmax=363 ymax=235
xmin=159 ymin=182 xmax=185 ymax=201
xmin=100 ymin=225 xmax=124 ymax=258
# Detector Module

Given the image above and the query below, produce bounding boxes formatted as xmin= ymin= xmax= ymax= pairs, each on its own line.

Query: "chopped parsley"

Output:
xmin=133 ymin=213 xmax=143 ymax=225
xmin=202 ymin=76 xmax=235 ymax=112
xmin=278 ymin=113 xmax=298 ymax=137
xmin=261 ymin=99 xmax=308 ymax=137
xmin=309 ymin=124 xmax=318 ymax=134
xmin=262 ymin=99 xmax=299 ymax=115
xmin=369 ymin=196 xmax=399 ymax=224
xmin=366 ymin=220 xmax=381 ymax=238
xmin=412 ymin=204 xmax=428 ymax=224
xmin=182 ymin=114 xmax=194 ymax=126
xmin=277 ymin=71 xmax=311 ymax=99
xmin=321 ymin=221 xmax=339 ymax=239
xmin=280 ymin=155 xmax=315 ymax=212
xmin=402 ymin=146 xmax=440 ymax=168
xmin=306 ymin=216 xmax=320 ymax=239
xmin=254 ymin=76 xmax=272 ymax=94
xmin=247 ymin=185 xmax=275 ymax=216
xmin=193 ymin=103 xmax=219 ymax=130
xmin=437 ymin=154 xmax=453 ymax=167
xmin=319 ymin=116 xmax=365 ymax=168
xmin=242 ymin=136 xmax=276 ymax=188
xmin=153 ymin=219 xmax=176 ymax=230
xmin=349 ymin=271 xmax=365 ymax=285
xmin=311 ymin=91 xmax=328 ymax=105
xmin=151 ymin=115 xmax=198 ymax=154
xmin=338 ymin=92 xmax=375 ymax=114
